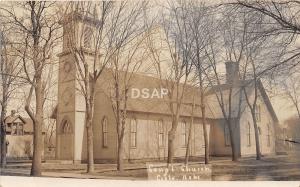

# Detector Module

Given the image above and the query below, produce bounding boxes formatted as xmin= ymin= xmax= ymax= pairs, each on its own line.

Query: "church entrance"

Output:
xmin=59 ymin=118 xmax=73 ymax=160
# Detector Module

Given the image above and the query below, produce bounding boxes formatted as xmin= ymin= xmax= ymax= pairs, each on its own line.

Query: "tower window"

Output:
xmin=83 ymin=27 xmax=93 ymax=48
xmin=61 ymin=118 xmax=72 ymax=134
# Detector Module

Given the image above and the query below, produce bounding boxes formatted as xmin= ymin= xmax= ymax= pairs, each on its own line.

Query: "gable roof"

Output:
xmin=205 ymin=79 xmax=279 ymax=122
xmin=4 ymin=115 xmax=34 ymax=133
xmin=96 ymin=69 xmax=215 ymax=119
xmin=52 ymin=69 xmax=279 ymax=122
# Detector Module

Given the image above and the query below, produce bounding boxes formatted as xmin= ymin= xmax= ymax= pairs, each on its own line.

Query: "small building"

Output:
xmin=4 ymin=110 xmax=45 ymax=159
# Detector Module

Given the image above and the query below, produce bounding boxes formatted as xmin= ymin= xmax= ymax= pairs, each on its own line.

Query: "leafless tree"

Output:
xmin=105 ymin=1 xmax=149 ymax=172
xmin=0 ymin=1 xmax=61 ymax=176
xmin=224 ymin=3 xmax=292 ymax=160
xmin=63 ymin=1 xmax=115 ymax=173
xmin=108 ymin=36 xmax=149 ymax=172
xmin=280 ymin=73 xmax=300 ymax=119
xmin=0 ymin=26 xmax=23 ymax=167
xmin=146 ymin=0 xmax=195 ymax=165
xmin=184 ymin=95 xmax=195 ymax=165
xmin=197 ymin=5 xmax=243 ymax=161
xmin=233 ymin=0 xmax=300 ymax=72
xmin=64 ymin=1 xmax=148 ymax=172
xmin=186 ymin=0 xmax=213 ymax=164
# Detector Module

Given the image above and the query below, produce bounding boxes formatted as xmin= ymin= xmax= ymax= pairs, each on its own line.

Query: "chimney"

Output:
xmin=225 ymin=61 xmax=239 ymax=84
xmin=11 ymin=110 xmax=16 ymax=117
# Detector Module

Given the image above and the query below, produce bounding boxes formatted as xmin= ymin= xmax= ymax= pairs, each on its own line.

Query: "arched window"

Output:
xmin=255 ymin=105 xmax=261 ymax=122
xmin=61 ymin=118 xmax=71 ymax=134
xmin=224 ymin=125 xmax=231 ymax=146
xmin=130 ymin=118 xmax=137 ymax=148
xmin=247 ymin=122 xmax=251 ymax=147
xmin=181 ymin=121 xmax=189 ymax=148
xmin=83 ymin=26 xmax=93 ymax=48
xmin=158 ymin=120 xmax=164 ymax=148
xmin=102 ymin=117 xmax=108 ymax=148
xmin=267 ymin=123 xmax=271 ymax=147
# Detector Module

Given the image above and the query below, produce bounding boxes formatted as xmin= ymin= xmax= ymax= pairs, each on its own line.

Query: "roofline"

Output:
xmin=257 ymin=79 xmax=279 ymax=123
xmin=4 ymin=115 xmax=27 ymax=124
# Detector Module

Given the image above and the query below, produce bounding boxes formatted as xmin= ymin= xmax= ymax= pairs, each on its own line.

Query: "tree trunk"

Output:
xmin=251 ymin=111 xmax=261 ymax=160
xmin=201 ymin=105 xmax=209 ymax=164
xmin=117 ymin=136 xmax=124 ymax=171
xmin=0 ymin=70 xmax=8 ymax=167
xmin=167 ymin=130 xmax=175 ymax=165
xmin=86 ymin=84 xmax=95 ymax=173
xmin=0 ymin=99 xmax=7 ymax=168
xmin=30 ymin=78 xmax=43 ymax=176
xmin=167 ymin=111 xmax=180 ymax=165
xmin=185 ymin=112 xmax=193 ymax=165
xmin=86 ymin=121 xmax=94 ymax=173
xmin=228 ymin=121 xmax=239 ymax=161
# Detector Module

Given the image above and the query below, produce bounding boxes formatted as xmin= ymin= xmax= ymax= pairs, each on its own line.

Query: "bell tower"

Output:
xmin=56 ymin=11 xmax=98 ymax=163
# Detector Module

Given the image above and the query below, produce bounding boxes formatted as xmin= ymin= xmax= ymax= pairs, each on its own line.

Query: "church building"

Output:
xmin=53 ymin=13 xmax=279 ymax=163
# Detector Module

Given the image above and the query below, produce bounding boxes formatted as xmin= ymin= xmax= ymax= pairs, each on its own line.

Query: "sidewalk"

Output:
xmin=1 ymin=154 xmax=300 ymax=180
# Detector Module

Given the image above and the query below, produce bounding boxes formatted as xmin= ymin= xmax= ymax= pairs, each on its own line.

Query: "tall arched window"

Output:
xmin=255 ymin=105 xmax=261 ymax=122
xmin=61 ymin=118 xmax=71 ymax=134
xmin=267 ymin=123 xmax=271 ymax=147
xmin=102 ymin=117 xmax=108 ymax=148
xmin=247 ymin=122 xmax=251 ymax=146
xmin=224 ymin=125 xmax=231 ymax=146
xmin=181 ymin=121 xmax=189 ymax=148
xmin=130 ymin=118 xmax=137 ymax=148
xmin=158 ymin=120 xmax=164 ymax=148
xmin=83 ymin=26 xmax=93 ymax=48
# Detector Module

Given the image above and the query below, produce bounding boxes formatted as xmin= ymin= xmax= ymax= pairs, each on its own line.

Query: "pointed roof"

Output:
xmin=205 ymin=79 xmax=279 ymax=123
xmin=4 ymin=115 xmax=34 ymax=133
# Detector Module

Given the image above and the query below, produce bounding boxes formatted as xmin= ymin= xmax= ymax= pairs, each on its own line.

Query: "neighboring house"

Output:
xmin=4 ymin=110 xmax=34 ymax=159
xmin=4 ymin=110 xmax=45 ymax=159
xmin=52 ymin=13 xmax=279 ymax=163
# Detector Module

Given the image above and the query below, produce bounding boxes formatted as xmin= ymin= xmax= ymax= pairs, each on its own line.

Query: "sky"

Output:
xmin=2 ymin=0 xmax=299 ymax=126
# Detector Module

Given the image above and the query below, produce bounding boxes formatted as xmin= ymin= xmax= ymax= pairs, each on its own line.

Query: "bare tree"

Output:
xmin=224 ymin=4 xmax=291 ymax=160
xmin=63 ymin=1 xmax=115 ymax=173
xmin=0 ymin=1 xmax=61 ymax=176
xmin=105 ymin=1 xmax=149 ymax=172
xmin=234 ymin=0 xmax=300 ymax=72
xmin=198 ymin=5 xmax=243 ymax=161
xmin=64 ymin=1 xmax=148 ymax=172
xmin=0 ymin=26 xmax=22 ymax=167
xmin=146 ymin=0 xmax=195 ymax=164
xmin=280 ymin=73 xmax=300 ymax=119
xmin=184 ymin=95 xmax=195 ymax=165
xmin=186 ymin=0 xmax=213 ymax=164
